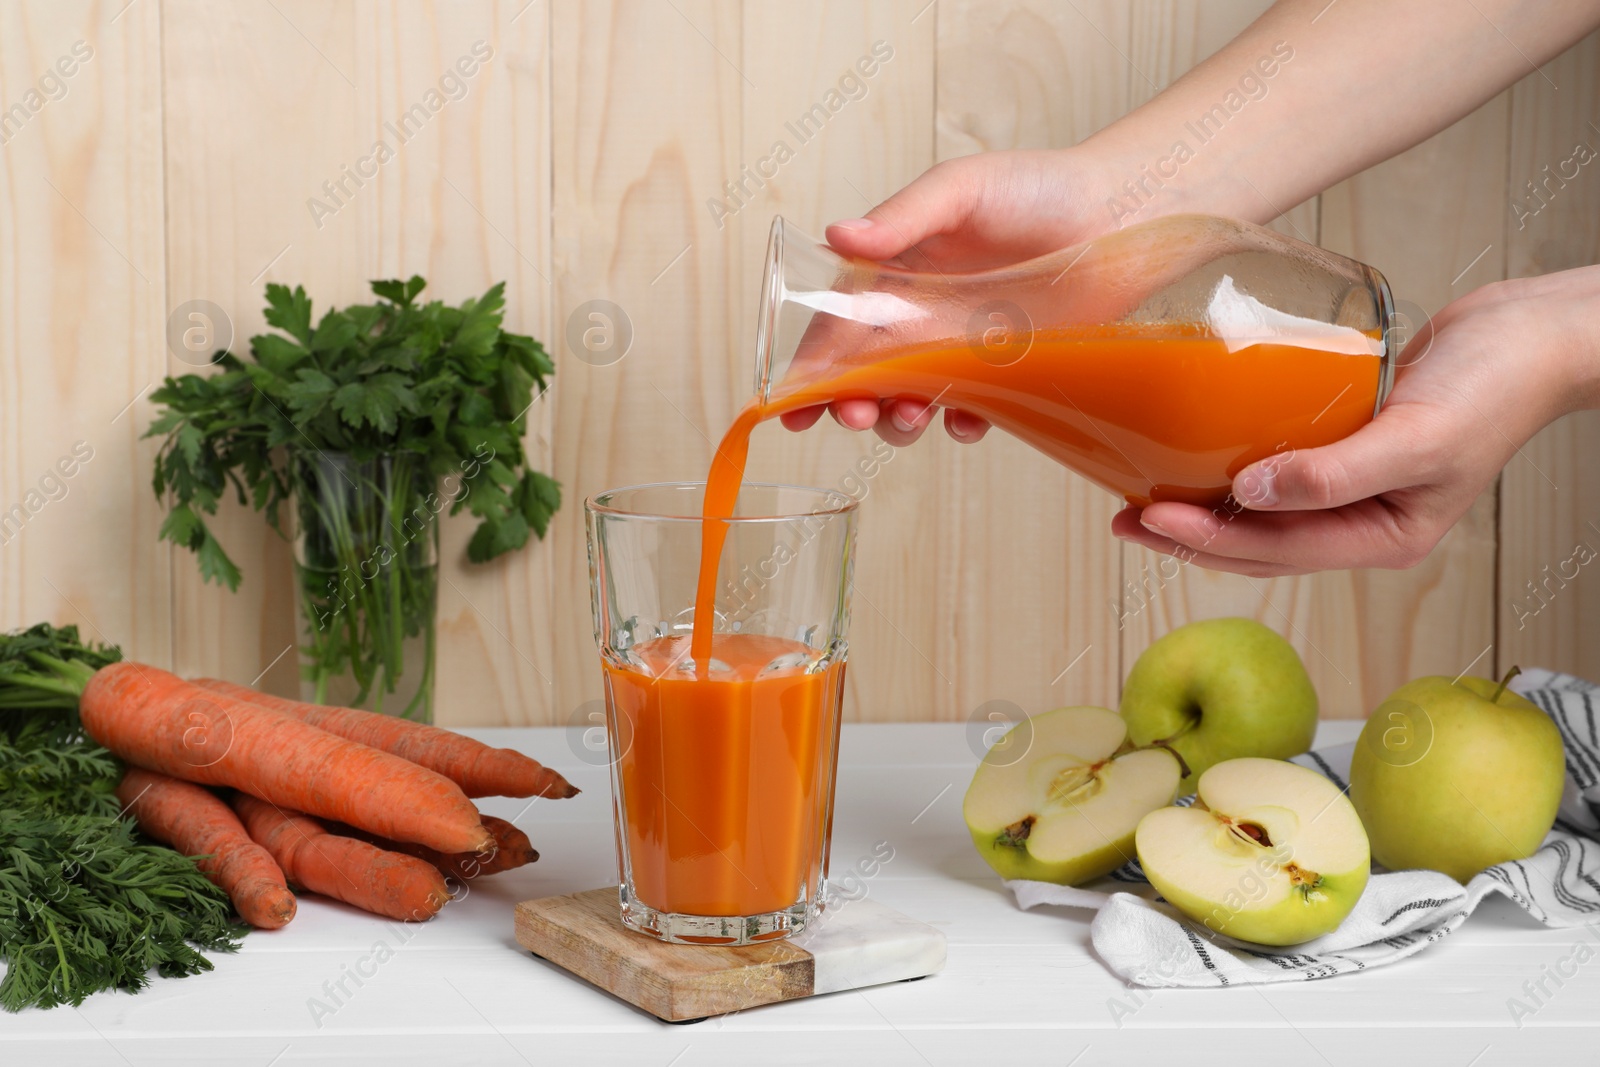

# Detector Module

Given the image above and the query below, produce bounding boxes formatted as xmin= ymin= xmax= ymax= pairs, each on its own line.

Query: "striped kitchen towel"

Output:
xmin=1006 ymin=668 xmax=1600 ymax=987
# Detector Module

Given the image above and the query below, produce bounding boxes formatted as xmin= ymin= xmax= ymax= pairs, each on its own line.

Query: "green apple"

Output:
xmin=1136 ymin=757 xmax=1370 ymax=946
xmin=964 ymin=706 xmax=1183 ymax=885
xmin=1120 ymin=618 xmax=1318 ymax=793
xmin=1349 ymin=670 xmax=1565 ymax=884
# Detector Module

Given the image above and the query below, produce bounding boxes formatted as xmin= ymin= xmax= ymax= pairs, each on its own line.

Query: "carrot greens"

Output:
xmin=0 ymin=624 xmax=243 ymax=1012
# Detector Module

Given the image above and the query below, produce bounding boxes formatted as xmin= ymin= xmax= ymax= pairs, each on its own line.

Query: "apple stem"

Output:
xmin=1149 ymin=741 xmax=1192 ymax=781
xmin=1152 ymin=717 xmax=1199 ymax=748
xmin=1491 ymin=665 xmax=1522 ymax=705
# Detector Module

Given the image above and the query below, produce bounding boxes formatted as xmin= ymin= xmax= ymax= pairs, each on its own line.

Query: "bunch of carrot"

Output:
xmin=82 ymin=663 xmax=577 ymax=927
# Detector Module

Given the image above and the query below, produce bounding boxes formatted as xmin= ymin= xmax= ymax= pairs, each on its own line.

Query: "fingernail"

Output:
xmin=831 ymin=218 xmax=874 ymax=230
xmin=1141 ymin=519 xmax=1172 ymax=539
xmin=891 ymin=410 xmax=915 ymax=433
xmin=1237 ymin=466 xmax=1278 ymax=507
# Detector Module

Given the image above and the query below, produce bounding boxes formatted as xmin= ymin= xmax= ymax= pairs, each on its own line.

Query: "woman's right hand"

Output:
xmin=780 ymin=148 xmax=1119 ymax=447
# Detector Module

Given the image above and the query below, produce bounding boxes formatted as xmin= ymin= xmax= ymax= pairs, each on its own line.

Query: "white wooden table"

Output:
xmin=4 ymin=722 xmax=1595 ymax=1065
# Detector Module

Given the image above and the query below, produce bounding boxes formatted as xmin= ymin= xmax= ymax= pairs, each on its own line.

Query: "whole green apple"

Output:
xmin=1120 ymin=618 xmax=1318 ymax=793
xmin=1136 ymin=757 xmax=1370 ymax=946
xmin=964 ymin=706 xmax=1182 ymax=885
xmin=1349 ymin=671 xmax=1565 ymax=884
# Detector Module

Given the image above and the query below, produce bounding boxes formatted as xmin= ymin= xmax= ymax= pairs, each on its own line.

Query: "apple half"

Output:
xmin=964 ymin=706 xmax=1183 ymax=885
xmin=1136 ymin=757 xmax=1370 ymax=946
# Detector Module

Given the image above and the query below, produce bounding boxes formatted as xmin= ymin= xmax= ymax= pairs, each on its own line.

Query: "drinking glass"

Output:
xmin=585 ymin=482 xmax=858 ymax=945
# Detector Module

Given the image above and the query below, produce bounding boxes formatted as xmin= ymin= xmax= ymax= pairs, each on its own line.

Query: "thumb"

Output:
xmin=824 ymin=161 xmax=978 ymax=262
xmin=1232 ymin=409 xmax=1437 ymax=511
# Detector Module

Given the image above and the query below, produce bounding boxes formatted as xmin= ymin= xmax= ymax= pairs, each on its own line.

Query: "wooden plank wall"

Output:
xmin=0 ymin=0 xmax=1594 ymax=726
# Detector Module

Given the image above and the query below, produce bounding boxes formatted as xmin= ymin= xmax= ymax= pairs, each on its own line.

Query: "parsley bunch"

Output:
xmin=147 ymin=276 xmax=560 ymax=587
xmin=146 ymin=279 xmax=560 ymax=718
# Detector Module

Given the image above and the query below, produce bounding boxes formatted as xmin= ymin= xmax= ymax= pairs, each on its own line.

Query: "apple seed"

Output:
xmin=1224 ymin=821 xmax=1325 ymax=887
xmin=1226 ymin=820 xmax=1273 ymax=847
xmin=1047 ymin=761 xmax=1107 ymax=804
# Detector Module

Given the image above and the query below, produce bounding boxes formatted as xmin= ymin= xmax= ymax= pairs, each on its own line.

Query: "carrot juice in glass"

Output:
xmin=585 ymin=482 xmax=856 ymax=945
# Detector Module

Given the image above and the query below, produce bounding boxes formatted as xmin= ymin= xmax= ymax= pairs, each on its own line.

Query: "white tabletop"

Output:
xmin=3 ymin=722 xmax=1594 ymax=1065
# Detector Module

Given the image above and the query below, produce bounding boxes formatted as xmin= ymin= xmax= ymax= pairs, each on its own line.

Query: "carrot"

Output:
xmin=332 ymin=814 xmax=539 ymax=881
xmin=115 ymin=768 xmax=296 ymax=929
xmin=191 ymin=677 xmax=579 ymax=800
xmin=81 ymin=662 xmax=492 ymax=854
xmin=232 ymin=794 xmax=450 ymax=922
xmin=466 ymin=815 xmax=540 ymax=875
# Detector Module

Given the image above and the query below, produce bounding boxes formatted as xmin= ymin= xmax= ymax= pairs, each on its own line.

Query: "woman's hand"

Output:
xmin=1112 ymin=267 xmax=1600 ymax=576
xmin=781 ymin=148 xmax=1117 ymax=447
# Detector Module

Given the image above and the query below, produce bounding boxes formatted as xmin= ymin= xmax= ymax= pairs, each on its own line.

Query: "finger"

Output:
xmin=874 ymin=398 xmax=935 ymax=447
xmin=780 ymin=405 xmax=827 ymax=432
xmin=888 ymin=397 xmax=939 ymax=433
xmin=824 ymin=161 xmax=978 ymax=262
xmin=830 ymin=397 xmax=883 ymax=431
xmin=945 ymin=408 xmax=991 ymax=443
xmin=1230 ymin=404 xmax=1440 ymax=512
xmin=1111 ymin=508 xmax=1312 ymax=578
xmin=1133 ymin=495 xmax=1441 ymax=571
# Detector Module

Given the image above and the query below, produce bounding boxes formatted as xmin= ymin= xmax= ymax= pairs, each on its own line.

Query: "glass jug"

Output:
xmin=754 ymin=214 xmax=1397 ymax=507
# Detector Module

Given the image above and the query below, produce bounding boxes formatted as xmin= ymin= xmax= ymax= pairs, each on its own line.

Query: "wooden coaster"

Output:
xmin=513 ymin=887 xmax=946 ymax=1022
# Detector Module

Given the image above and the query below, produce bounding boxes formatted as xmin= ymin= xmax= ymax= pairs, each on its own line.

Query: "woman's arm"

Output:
xmin=1084 ymin=0 xmax=1600 ymax=228
xmin=805 ymin=0 xmax=1600 ymax=446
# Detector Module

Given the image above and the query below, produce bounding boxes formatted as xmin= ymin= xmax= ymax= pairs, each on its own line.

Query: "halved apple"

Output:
xmin=1136 ymin=757 xmax=1370 ymax=946
xmin=963 ymin=706 xmax=1183 ymax=885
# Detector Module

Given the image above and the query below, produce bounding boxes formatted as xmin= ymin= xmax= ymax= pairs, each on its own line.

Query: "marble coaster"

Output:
xmin=513 ymin=887 xmax=946 ymax=1022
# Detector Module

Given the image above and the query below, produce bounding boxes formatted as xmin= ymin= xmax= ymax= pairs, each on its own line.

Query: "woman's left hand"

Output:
xmin=1112 ymin=267 xmax=1600 ymax=576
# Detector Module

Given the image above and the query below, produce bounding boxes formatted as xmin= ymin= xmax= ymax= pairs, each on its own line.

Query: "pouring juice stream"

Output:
xmin=688 ymin=215 xmax=1396 ymax=666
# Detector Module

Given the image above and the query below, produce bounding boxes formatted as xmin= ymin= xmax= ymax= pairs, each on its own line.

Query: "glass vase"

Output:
xmin=292 ymin=450 xmax=439 ymax=722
